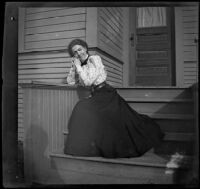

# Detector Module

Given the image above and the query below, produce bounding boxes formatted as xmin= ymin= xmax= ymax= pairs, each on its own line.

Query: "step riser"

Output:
xmin=117 ymin=89 xmax=193 ymax=99
xmin=51 ymin=156 xmax=174 ymax=184
xmin=63 ymin=135 xmax=194 ymax=156
xmin=155 ymin=119 xmax=194 ymax=133
xmin=128 ymin=102 xmax=194 ymax=115
xmin=155 ymin=141 xmax=194 ymax=155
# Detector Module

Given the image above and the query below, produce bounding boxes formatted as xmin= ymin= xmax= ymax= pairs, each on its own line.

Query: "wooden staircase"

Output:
xmin=50 ymin=87 xmax=195 ymax=184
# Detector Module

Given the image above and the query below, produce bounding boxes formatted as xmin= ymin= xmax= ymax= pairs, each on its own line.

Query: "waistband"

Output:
xmin=91 ymin=81 xmax=107 ymax=92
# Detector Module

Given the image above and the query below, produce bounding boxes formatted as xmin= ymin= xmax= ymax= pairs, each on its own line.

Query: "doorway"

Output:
xmin=129 ymin=7 xmax=175 ymax=86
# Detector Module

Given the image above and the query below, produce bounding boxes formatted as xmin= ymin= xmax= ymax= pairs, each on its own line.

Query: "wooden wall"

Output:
xmin=19 ymin=7 xmax=86 ymax=52
xmin=182 ymin=5 xmax=199 ymax=87
xmin=97 ymin=7 xmax=124 ymax=62
xmin=18 ymin=7 xmax=124 ymax=142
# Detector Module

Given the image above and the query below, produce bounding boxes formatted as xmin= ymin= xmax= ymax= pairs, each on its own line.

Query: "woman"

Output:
xmin=64 ymin=39 xmax=164 ymax=158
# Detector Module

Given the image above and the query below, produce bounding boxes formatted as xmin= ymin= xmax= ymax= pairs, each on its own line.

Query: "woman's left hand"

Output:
xmin=73 ymin=57 xmax=81 ymax=67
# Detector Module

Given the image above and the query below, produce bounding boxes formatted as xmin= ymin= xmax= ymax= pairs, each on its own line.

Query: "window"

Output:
xmin=137 ymin=7 xmax=167 ymax=28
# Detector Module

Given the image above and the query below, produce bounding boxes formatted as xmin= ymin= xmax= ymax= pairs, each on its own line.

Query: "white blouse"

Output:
xmin=66 ymin=55 xmax=107 ymax=87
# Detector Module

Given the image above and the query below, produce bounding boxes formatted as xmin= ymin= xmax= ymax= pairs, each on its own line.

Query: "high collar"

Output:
xmin=81 ymin=54 xmax=89 ymax=66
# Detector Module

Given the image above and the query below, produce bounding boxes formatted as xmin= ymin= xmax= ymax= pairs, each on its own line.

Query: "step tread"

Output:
xmin=125 ymin=98 xmax=193 ymax=102
xmin=116 ymin=86 xmax=190 ymax=89
xmin=144 ymin=113 xmax=194 ymax=119
xmin=50 ymin=151 xmax=192 ymax=169
xmin=164 ymin=132 xmax=194 ymax=141
xmin=63 ymin=130 xmax=194 ymax=142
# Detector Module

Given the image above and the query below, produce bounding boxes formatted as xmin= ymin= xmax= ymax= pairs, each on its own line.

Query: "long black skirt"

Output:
xmin=64 ymin=84 xmax=164 ymax=158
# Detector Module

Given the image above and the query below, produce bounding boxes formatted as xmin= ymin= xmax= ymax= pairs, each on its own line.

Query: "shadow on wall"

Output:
xmin=24 ymin=124 xmax=64 ymax=186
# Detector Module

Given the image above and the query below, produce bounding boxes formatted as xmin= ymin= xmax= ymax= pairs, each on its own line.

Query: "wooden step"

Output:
xmin=164 ymin=132 xmax=194 ymax=141
xmin=155 ymin=140 xmax=195 ymax=156
xmin=144 ymin=113 xmax=194 ymax=120
xmin=63 ymin=131 xmax=195 ymax=155
xmin=124 ymin=97 xmax=193 ymax=102
xmin=154 ymin=119 xmax=195 ymax=133
xmin=128 ymin=101 xmax=193 ymax=115
xmin=63 ymin=131 xmax=194 ymax=142
xmin=117 ymin=87 xmax=193 ymax=100
xmin=50 ymin=151 xmax=192 ymax=184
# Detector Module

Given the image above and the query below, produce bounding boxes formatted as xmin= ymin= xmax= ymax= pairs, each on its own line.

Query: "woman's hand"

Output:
xmin=72 ymin=57 xmax=81 ymax=67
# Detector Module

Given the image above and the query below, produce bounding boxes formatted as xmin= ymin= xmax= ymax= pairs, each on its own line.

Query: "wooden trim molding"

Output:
xmin=18 ymin=8 xmax=25 ymax=53
xmin=86 ymin=7 xmax=98 ymax=48
xmin=175 ymin=7 xmax=184 ymax=87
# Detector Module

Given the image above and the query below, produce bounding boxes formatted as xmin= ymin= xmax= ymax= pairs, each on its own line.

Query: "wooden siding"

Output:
xmin=182 ymin=6 xmax=199 ymax=86
xmin=97 ymin=7 xmax=124 ymax=61
xmin=18 ymin=52 xmax=70 ymax=84
xmin=19 ymin=7 xmax=87 ymax=52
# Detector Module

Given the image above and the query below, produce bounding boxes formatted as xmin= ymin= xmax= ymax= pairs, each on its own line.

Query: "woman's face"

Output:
xmin=72 ymin=45 xmax=88 ymax=62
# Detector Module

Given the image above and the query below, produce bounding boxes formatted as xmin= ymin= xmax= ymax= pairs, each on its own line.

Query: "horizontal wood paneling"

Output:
xmin=26 ymin=7 xmax=66 ymax=14
xmin=26 ymin=22 xmax=85 ymax=35
xmin=20 ymin=8 xmax=87 ymax=52
xmin=26 ymin=8 xmax=85 ymax=21
xmin=26 ymin=14 xmax=86 ymax=28
xmin=18 ymin=52 xmax=70 ymax=83
xmin=182 ymin=6 xmax=199 ymax=86
xmin=25 ymin=37 xmax=86 ymax=50
xmin=25 ymin=30 xmax=85 ymax=42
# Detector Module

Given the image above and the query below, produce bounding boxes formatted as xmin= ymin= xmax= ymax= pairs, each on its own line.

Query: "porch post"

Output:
xmin=85 ymin=7 xmax=98 ymax=48
xmin=122 ymin=7 xmax=130 ymax=87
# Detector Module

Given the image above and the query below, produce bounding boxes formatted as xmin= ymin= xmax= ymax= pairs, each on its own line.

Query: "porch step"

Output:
xmin=60 ymin=87 xmax=195 ymax=183
xmin=50 ymin=151 xmax=192 ymax=184
xmin=144 ymin=113 xmax=194 ymax=120
xmin=125 ymin=98 xmax=193 ymax=115
xmin=63 ymin=131 xmax=194 ymax=142
xmin=63 ymin=130 xmax=195 ymax=156
xmin=124 ymin=97 xmax=193 ymax=102
xmin=116 ymin=87 xmax=193 ymax=100
xmin=117 ymin=88 xmax=195 ymax=155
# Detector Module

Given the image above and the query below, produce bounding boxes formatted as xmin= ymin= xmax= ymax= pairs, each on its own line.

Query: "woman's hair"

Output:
xmin=68 ymin=39 xmax=88 ymax=57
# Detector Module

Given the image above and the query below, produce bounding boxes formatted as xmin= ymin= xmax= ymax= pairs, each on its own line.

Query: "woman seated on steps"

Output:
xmin=64 ymin=39 xmax=164 ymax=158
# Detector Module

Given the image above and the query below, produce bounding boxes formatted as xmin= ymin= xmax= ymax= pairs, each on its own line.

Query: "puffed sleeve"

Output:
xmin=76 ymin=55 xmax=105 ymax=86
